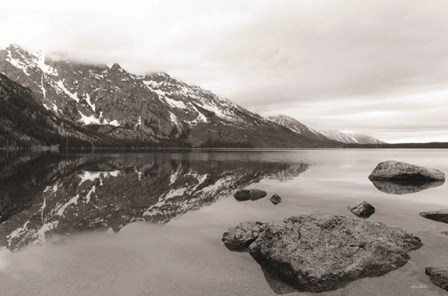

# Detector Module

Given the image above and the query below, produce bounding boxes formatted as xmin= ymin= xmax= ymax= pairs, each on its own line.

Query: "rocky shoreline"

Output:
xmin=223 ymin=160 xmax=446 ymax=293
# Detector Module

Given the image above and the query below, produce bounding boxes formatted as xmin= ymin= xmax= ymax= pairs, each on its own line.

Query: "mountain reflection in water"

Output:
xmin=0 ymin=152 xmax=309 ymax=251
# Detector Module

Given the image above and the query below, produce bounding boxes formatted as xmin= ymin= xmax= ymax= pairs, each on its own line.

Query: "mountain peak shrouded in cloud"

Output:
xmin=0 ymin=0 xmax=447 ymax=143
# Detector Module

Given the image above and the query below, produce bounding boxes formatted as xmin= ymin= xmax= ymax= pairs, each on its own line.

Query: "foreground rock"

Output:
xmin=234 ymin=189 xmax=267 ymax=201
xmin=369 ymin=161 xmax=445 ymax=183
xmin=270 ymin=194 xmax=282 ymax=205
xmin=222 ymin=214 xmax=422 ymax=292
xmin=420 ymin=210 xmax=448 ymax=224
xmin=348 ymin=201 xmax=375 ymax=218
xmin=425 ymin=267 xmax=448 ymax=291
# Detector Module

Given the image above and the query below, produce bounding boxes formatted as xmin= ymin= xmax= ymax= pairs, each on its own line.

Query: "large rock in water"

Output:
xmin=369 ymin=161 xmax=445 ymax=183
xmin=222 ymin=214 xmax=422 ymax=292
xmin=425 ymin=267 xmax=448 ymax=291
xmin=234 ymin=189 xmax=267 ymax=201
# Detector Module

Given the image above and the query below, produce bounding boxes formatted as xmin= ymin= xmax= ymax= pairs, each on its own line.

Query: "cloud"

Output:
xmin=0 ymin=0 xmax=447 ymax=142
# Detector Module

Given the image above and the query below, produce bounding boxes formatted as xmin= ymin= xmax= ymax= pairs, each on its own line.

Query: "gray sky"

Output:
xmin=1 ymin=0 xmax=447 ymax=143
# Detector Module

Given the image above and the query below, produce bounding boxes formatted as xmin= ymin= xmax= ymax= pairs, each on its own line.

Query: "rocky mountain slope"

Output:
xmin=0 ymin=73 xmax=114 ymax=147
xmin=0 ymin=44 xmax=339 ymax=148
xmin=268 ymin=114 xmax=385 ymax=145
xmin=267 ymin=115 xmax=332 ymax=143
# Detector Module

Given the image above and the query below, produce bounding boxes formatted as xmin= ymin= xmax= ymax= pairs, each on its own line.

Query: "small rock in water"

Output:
xmin=222 ymin=214 xmax=422 ymax=292
xmin=369 ymin=161 xmax=445 ymax=183
xmin=270 ymin=194 xmax=282 ymax=205
xmin=425 ymin=267 xmax=448 ymax=291
xmin=348 ymin=201 xmax=375 ymax=218
xmin=420 ymin=210 xmax=448 ymax=224
xmin=442 ymin=231 xmax=448 ymax=236
xmin=234 ymin=189 xmax=267 ymax=201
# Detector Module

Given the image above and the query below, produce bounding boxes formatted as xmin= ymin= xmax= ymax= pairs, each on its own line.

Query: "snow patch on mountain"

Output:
xmin=55 ymin=80 xmax=80 ymax=102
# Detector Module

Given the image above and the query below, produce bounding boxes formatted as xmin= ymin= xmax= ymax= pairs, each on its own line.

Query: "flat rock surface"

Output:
xmin=426 ymin=267 xmax=448 ymax=291
xmin=369 ymin=161 xmax=445 ymax=183
xmin=222 ymin=214 xmax=422 ymax=292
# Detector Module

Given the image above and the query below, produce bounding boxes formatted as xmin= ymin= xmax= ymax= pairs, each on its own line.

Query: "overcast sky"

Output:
xmin=1 ymin=0 xmax=447 ymax=143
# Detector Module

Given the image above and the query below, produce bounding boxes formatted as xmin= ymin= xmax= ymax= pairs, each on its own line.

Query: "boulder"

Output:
xmin=270 ymin=194 xmax=282 ymax=205
xmin=369 ymin=161 xmax=445 ymax=183
xmin=425 ymin=267 xmax=448 ymax=291
xmin=420 ymin=210 xmax=448 ymax=224
xmin=234 ymin=189 xmax=267 ymax=201
xmin=348 ymin=201 xmax=375 ymax=218
xmin=222 ymin=214 xmax=422 ymax=293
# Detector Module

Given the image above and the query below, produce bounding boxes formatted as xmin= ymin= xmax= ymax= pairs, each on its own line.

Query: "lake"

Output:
xmin=0 ymin=149 xmax=447 ymax=296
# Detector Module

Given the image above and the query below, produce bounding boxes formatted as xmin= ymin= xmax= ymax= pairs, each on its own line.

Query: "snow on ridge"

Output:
xmin=135 ymin=116 xmax=142 ymax=128
xmin=164 ymin=97 xmax=188 ymax=109
xmin=78 ymin=110 xmax=120 ymax=127
xmin=6 ymin=49 xmax=30 ymax=76
xmin=34 ymin=52 xmax=58 ymax=76
xmin=56 ymin=80 xmax=80 ymax=102
xmin=56 ymin=194 xmax=80 ymax=216
xmin=85 ymin=93 xmax=96 ymax=112
xmin=78 ymin=110 xmax=101 ymax=125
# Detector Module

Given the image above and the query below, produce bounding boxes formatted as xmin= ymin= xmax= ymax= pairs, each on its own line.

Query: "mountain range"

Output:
xmin=267 ymin=115 xmax=385 ymax=145
xmin=0 ymin=44 xmax=384 ymax=148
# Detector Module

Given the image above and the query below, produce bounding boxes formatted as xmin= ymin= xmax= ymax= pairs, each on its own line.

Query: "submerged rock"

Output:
xmin=420 ymin=210 xmax=448 ymax=224
xmin=270 ymin=194 xmax=282 ymax=205
xmin=234 ymin=189 xmax=267 ymax=201
xmin=222 ymin=214 xmax=422 ymax=293
xmin=369 ymin=161 xmax=445 ymax=183
xmin=425 ymin=267 xmax=448 ymax=291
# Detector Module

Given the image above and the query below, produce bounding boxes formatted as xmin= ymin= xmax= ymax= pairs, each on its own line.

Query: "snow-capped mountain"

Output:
xmin=320 ymin=130 xmax=385 ymax=145
xmin=268 ymin=114 xmax=386 ymax=145
xmin=0 ymin=44 xmax=337 ymax=148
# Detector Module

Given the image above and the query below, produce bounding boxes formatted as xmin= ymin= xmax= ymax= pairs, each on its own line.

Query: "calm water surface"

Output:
xmin=0 ymin=149 xmax=447 ymax=296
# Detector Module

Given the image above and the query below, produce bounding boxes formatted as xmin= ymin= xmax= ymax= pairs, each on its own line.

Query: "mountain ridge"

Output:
xmin=0 ymin=44 xmax=340 ymax=148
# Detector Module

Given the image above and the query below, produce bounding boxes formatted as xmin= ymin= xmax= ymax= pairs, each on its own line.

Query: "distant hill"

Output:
xmin=320 ymin=130 xmax=385 ymax=145
xmin=267 ymin=114 xmax=385 ymax=145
